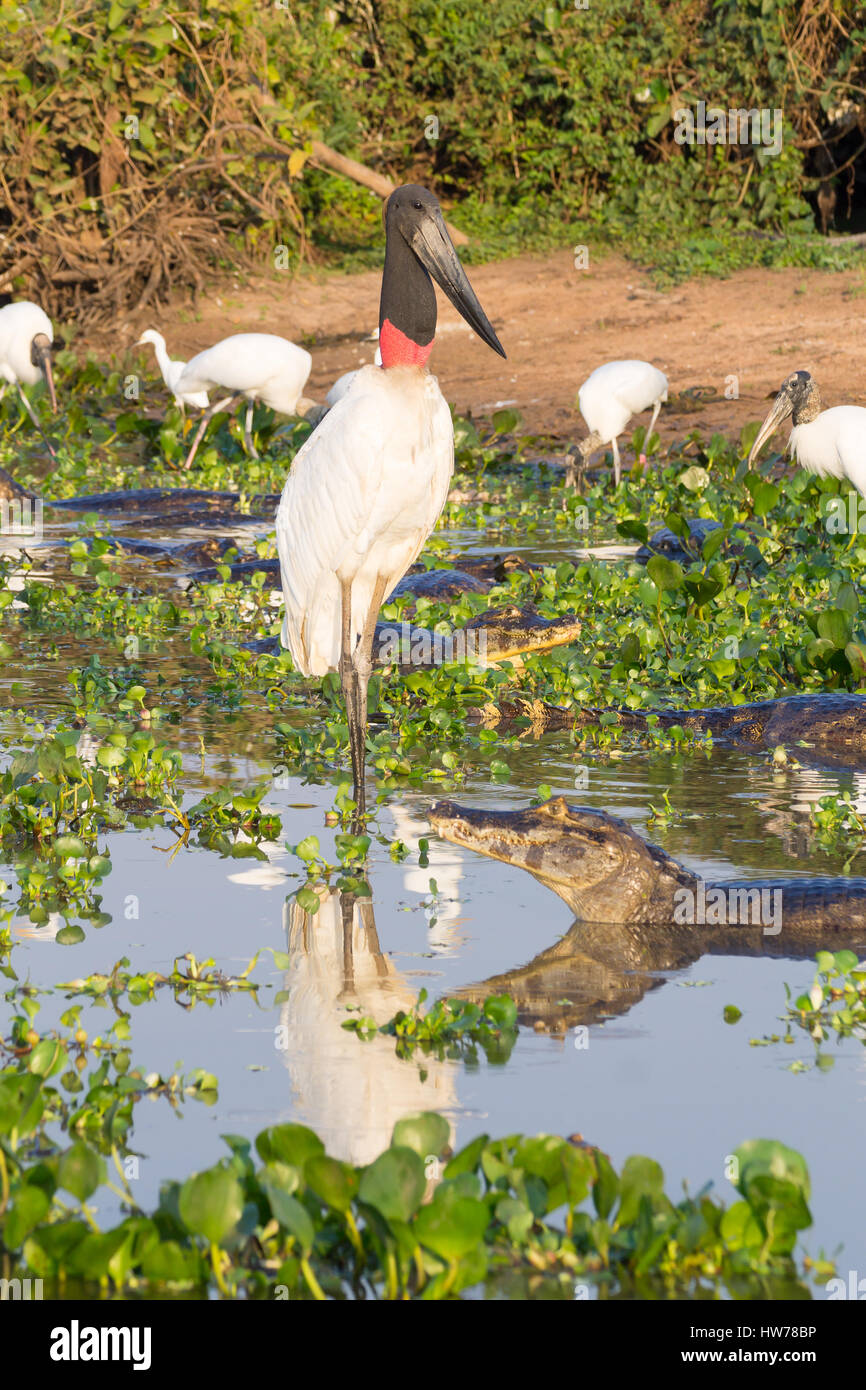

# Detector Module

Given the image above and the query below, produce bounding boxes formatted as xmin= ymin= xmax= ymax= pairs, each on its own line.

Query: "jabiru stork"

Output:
xmin=0 ymin=300 xmax=58 ymax=456
xmin=135 ymin=329 xmax=210 ymax=412
xmin=174 ymin=333 xmax=312 ymax=469
xmin=748 ymin=370 xmax=866 ymax=496
xmin=576 ymin=359 xmax=668 ymax=485
xmin=275 ymin=184 xmax=504 ymax=819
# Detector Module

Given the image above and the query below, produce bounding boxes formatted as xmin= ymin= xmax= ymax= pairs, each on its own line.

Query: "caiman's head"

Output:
xmin=430 ymin=797 xmax=692 ymax=923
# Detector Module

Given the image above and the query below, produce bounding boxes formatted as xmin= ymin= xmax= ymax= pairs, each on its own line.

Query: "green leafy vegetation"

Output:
xmin=1 ymin=0 xmax=862 ymax=322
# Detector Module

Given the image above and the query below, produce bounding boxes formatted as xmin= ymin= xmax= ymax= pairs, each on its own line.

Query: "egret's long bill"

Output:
xmin=409 ymin=212 xmax=506 ymax=358
xmin=31 ymin=334 xmax=57 ymax=413
xmin=748 ymin=388 xmax=794 ymax=466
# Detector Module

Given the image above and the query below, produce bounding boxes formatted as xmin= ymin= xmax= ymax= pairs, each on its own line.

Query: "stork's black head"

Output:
xmin=30 ymin=332 xmax=57 ymax=413
xmin=748 ymin=369 xmax=820 ymax=465
xmin=379 ymin=184 xmax=505 ymax=366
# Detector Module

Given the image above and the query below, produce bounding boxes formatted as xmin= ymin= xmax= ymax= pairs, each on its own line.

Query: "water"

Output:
xmin=1 ymin=495 xmax=863 ymax=1284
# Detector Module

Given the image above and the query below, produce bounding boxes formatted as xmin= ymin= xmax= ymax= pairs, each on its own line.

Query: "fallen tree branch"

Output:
xmin=309 ymin=139 xmax=469 ymax=246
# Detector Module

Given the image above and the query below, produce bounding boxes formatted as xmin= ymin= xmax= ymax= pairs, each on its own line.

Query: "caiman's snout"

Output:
xmin=430 ymin=796 xmax=581 ymax=860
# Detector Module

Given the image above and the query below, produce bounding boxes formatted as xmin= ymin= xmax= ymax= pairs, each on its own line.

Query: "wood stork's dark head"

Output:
xmin=379 ymin=184 xmax=505 ymax=368
xmin=30 ymin=332 xmax=57 ymax=413
xmin=748 ymin=370 xmax=821 ymax=464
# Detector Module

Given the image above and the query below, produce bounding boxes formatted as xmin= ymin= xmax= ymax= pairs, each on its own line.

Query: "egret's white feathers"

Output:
xmin=276 ymin=364 xmax=453 ymax=676
xmin=578 ymin=359 xmax=668 ymax=443
xmin=176 ymin=333 xmax=311 ymax=415
xmin=137 ymin=329 xmax=209 ymax=410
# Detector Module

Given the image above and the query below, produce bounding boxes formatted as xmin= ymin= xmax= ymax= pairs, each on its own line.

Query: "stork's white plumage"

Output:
xmin=174 ymin=332 xmax=312 ymax=468
xmin=276 ymin=183 xmax=505 ymax=818
xmin=278 ymin=364 xmax=451 ymax=676
xmin=749 ymin=370 xmax=866 ymax=496
xmin=0 ymin=300 xmax=57 ymax=454
xmin=135 ymin=329 xmax=209 ymax=411
xmin=577 ymin=359 xmax=668 ymax=485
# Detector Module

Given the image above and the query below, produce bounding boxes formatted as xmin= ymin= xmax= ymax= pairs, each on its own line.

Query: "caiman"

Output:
xmin=245 ymin=604 xmax=581 ymax=669
xmin=477 ymin=691 xmax=866 ymax=757
xmin=430 ymin=796 xmax=866 ymax=937
xmin=0 ymin=465 xmax=277 ymax=524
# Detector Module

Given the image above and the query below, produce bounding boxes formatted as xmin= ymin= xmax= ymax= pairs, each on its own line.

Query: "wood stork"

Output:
xmin=576 ymin=359 xmax=668 ymax=485
xmin=276 ymin=184 xmax=504 ymax=818
xmin=748 ymin=370 xmax=866 ymax=495
xmin=135 ymin=329 xmax=209 ymax=412
xmin=0 ymin=300 xmax=57 ymax=456
xmin=326 ymin=344 xmax=383 ymax=408
xmin=174 ymin=333 xmax=312 ymax=469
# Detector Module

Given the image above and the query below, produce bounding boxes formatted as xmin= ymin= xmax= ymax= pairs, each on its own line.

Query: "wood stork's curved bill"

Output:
xmin=31 ymin=333 xmax=57 ymax=413
xmin=748 ymin=370 xmax=813 ymax=466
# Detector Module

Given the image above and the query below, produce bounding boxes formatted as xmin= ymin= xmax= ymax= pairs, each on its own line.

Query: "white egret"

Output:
xmin=0 ymin=300 xmax=58 ymax=456
xmin=326 ymin=344 xmax=383 ymax=408
xmin=577 ymin=359 xmax=668 ymax=485
xmin=174 ymin=332 xmax=312 ymax=469
xmin=748 ymin=370 xmax=866 ymax=495
xmin=276 ymin=184 xmax=505 ymax=817
xmin=135 ymin=329 xmax=209 ymax=411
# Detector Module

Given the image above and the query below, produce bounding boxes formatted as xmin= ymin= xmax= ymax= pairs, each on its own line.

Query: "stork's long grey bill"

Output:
xmin=748 ymin=392 xmax=793 ymax=466
xmin=410 ymin=214 xmax=506 ymax=358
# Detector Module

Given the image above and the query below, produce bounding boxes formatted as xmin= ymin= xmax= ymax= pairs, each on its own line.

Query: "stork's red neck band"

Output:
xmin=379 ymin=318 xmax=433 ymax=369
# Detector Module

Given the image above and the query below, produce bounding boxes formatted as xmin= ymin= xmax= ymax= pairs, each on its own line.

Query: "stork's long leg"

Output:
xmin=351 ymin=575 xmax=389 ymax=825
xmin=15 ymin=384 xmax=56 ymax=459
xmin=647 ymin=400 xmax=662 ymax=450
xmin=242 ymin=400 xmax=260 ymax=460
xmin=181 ymin=393 xmax=240 ymax=470
xmin=339 ymin=579 xmax=365 ymax=809
xmin=611 ymin=436 xmax=622 ymax=486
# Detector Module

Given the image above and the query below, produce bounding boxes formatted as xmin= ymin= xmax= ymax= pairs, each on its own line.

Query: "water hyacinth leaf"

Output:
xmin=358 ymin=1146 xmax=425 ymax=1224
xmin=57 ymin=1142 xmax=106 ymax=1202
xmin=178 ymin=1167 xmax=244 ymax=1245
xmin=414 ymin=1187 xmax=490 ymax=1259
xmin=592 ymin=1149 xmax=619 ymax=1219
xmin=482 ymin=995 xmax=518 ymax=1029
xmin=616 ymin=1155 xmax=666 ymax=1226
xmin=56 ymin=925 xmax=86 ymax=945
xmin=680 ymin=464 xmax=712 ymax=495
xmin=491 ymin=407 xmax=521 ymax=435
xmin=816 ymin=608 xmax=852 ymax=649
xmin=391 ymin=1111 xmax=450 ymax=1159
xmin=719 ymin=1199 xmax=765 ymax=1250
xmin=255 ymin=1123 xmax=324 ymax=1169
xmin=4 ymin=1183 xmax=51 ymax=1247
xmin=304 ymin=1155 xmax=358 ymax=1213
xmin=616 ymin=518 xmax=649 ymax=543
xmin=262 ymin=1185 xmax=315 ymax=1251
xmin=494 ymin=1195 xmax=534 ymax=1243
xmin=27 ymin=1038 xmax=67 ymax=1078
xmin=646 ymin=555 xmax=684 ymax=592
xmin=444 ymin=1133 xmax=489 ymax=1179
xmin=684 ymin=576 xmax=723 ymax=608
xmin=140 ymin=1239 xmax=205 ymax=1283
